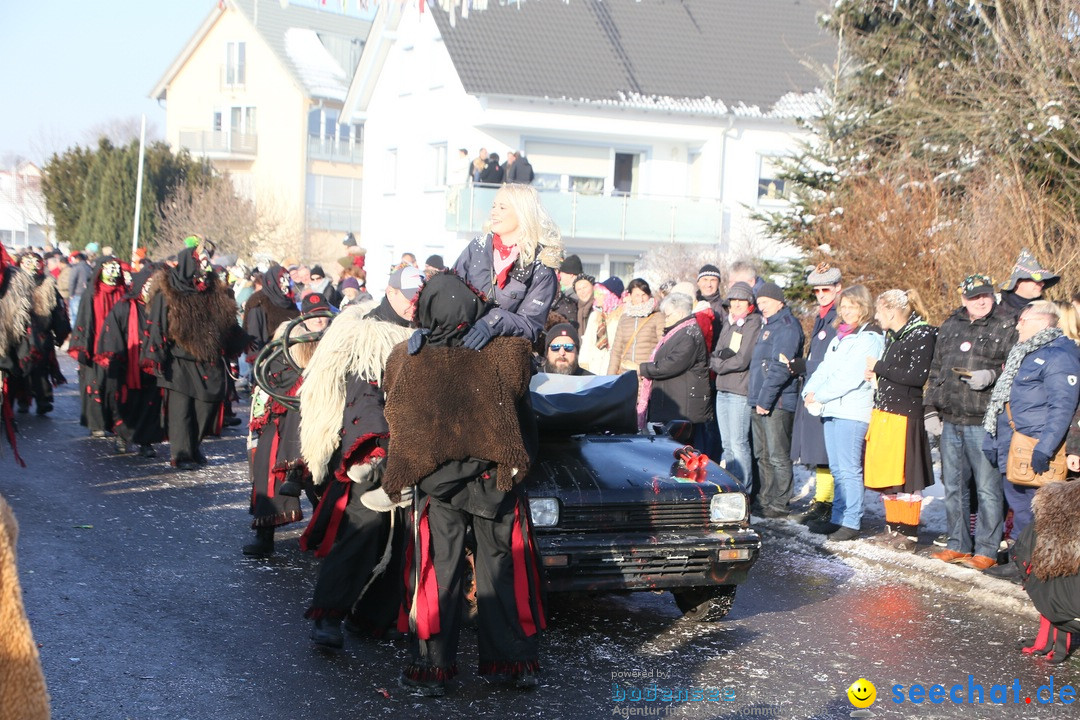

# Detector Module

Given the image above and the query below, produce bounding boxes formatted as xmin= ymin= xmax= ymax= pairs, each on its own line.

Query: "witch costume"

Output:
xmin=68 ymin=257 xmax=127 ymax=436
xmin=385 ymin=272 xmax=546 ymax=696
xmin=143 ymin=243 xmax=245 ymax=469
xmin=96 ymin=267 xmax=164 ymax=456
xmin=296 ymin=299 xmax=412 ymax=645
xmin=12 ymin=252 xmax=69 ymax=416
xmin=242 ymin=265 xmax=300 ymax=357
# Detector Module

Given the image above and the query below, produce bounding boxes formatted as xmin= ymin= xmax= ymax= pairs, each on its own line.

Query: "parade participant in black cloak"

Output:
xmin=296 ymin=268 xmax=416 ymax=647
xmin=242 ymin=265 xmax=300 ymax=357
xmin=96 ymin=266 xmax=164 ymax=457
xmin=143 ymin=240 xmax=246 ymax=470
xmin=243 ymin=293 xmax=335 ymax=558
xmin=12 ymin=252 xmax=69 ymax=416
xmin=385 ymin=271 xmax=546 ymax=697
xmin=68 ymin=256 xmax=127 ymax=437
xmin=0 ymin=245 xmax=32 ymax=466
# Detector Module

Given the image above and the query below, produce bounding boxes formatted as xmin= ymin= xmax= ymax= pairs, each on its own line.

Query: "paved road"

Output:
xmin=3 ymin=359 xmax=1078 ymax=719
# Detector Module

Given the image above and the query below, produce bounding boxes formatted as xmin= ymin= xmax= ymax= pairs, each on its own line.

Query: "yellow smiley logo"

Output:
xmin=847 ymin=678 xmax=876 ymax=709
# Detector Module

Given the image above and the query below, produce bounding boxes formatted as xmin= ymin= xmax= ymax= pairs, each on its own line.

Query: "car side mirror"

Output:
xmin=664 ymin=420 xmax=693 ymax=443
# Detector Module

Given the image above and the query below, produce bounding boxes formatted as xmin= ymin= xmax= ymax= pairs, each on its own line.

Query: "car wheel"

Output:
xmin=673 ymin=586 xmax=737 ymax=621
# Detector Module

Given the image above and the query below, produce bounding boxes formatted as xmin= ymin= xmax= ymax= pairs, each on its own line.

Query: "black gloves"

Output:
xmin=717 ymin=347 xmax=736 ymax=361
xmin=787 ymin=357 xmax=807 ymax=376
xmin=1031 ymin=449 xmax=1051 ymax=475
xmin=407 ymin=329 xmax=430 ymax=355
xmin=461 ymin=321 xmax=494 ymax=351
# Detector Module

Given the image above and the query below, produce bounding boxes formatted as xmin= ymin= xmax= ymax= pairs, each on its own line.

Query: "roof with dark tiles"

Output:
xmin=430 ymin=0 xmax=835 ymax=114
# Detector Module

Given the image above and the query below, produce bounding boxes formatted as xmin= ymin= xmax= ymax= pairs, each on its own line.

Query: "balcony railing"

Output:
xmin=307 ymin=135 xmax=364 ymax=164
xmin=445 ymin=184 xmax=724 ymax=244
xmin=307 ymin=204 xmax=362 ymax=232
xmin=178 ymin=130 xmax=257 ymax=158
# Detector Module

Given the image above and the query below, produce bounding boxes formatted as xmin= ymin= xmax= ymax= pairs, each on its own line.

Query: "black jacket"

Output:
xmin=640 ymin=319 xmax=713 ymax=424
xmin=506 ymin=158 xmax=534 ymax=184
xmin=479 ymin=159 xmax=504 ymax=184
xmin=924 ymin=303 xmax=1017 ymax=425
xmin=873 ymin=315 xmax=937 ymax=418
xmin=710 ymin=312 xmax=762 ymax=397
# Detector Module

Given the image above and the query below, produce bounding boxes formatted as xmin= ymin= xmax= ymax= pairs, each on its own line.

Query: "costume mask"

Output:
xmin=193 ymin=245 xmax=214 ymax=292
xmin=278 ymin=272 xmax=294 ymax=300
xmin=20 ymin=254 xmax=44 ymax=277
xmin=122 ymin=269 xmax=133 ymax=287
xmin=101 ymin=261 xmax=122 ymax=287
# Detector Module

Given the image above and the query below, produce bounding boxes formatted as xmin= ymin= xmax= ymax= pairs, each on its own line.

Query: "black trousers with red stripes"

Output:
xmin=403 ymin=461 xmax=545 ymax=682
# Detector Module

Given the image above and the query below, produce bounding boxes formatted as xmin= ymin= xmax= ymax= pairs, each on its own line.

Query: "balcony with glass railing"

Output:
xmin=445 ymin=184 xmax=724 ymax=244
xmin=178 ymin=130 xmax=257 ymax=158
xmin=306 ymin=204 xmax=362 ymax=232
xmin=307 ymin=135 xmax=364 ymax=164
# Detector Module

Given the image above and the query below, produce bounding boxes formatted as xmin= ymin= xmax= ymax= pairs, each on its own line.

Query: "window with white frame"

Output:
xmin=757 ymin=155 xmax=789 ymax=203
xmin=428 ymin=143 xmax=447 ymax=188
xmin=226 ymin=41 xmax=246 ymax=86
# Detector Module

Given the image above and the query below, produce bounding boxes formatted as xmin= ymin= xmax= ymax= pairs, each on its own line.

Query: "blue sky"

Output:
xmin=0 ymin=0 xmax=368 ymax=164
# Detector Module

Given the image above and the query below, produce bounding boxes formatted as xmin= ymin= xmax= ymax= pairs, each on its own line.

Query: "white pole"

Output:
xmin=131 ymin=114 xmax=147 ymax=258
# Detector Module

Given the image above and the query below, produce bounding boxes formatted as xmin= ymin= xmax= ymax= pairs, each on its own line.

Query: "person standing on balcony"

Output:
xmin=432 ymin=184 xmax=560 ymax=351
xmin=479 ymin=152 xmax=504 ymax=185
xmin=506 ymin=151 xmax=534 ymax=184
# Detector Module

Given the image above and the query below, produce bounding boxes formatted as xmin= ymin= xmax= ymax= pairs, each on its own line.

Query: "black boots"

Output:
xmin=310 ymin=616 xmax=344 ymax=649
xmin=242 ymin=526 xmax=275 ymax=557
xmin=795 ymin=501 xmax=833 ymax=525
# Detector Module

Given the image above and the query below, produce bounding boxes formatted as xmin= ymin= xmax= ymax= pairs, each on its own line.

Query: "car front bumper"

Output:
xmin=535 ymin=527 xmax=761 ymax=593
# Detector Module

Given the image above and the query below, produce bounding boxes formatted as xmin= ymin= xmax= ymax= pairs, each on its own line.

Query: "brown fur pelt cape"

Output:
xmin=30 ymin=274 xmax=58 ymax=319
xmin=381 ymin=336 xmax=534 ymax=499
xmin=1028 ymin=480 xmax=1080 ymax=581
xmin=243 ymin=290 xmax=300 ymax=346
xmin=153 ymin=269 xmax=244 ymax=362
xmin=0 ymin=267 xmax=32 ymax=357
xmin=0 ymin=494 xmax=50 ymax=720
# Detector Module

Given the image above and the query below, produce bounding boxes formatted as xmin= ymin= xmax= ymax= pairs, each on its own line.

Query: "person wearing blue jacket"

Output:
xmin=801 ymin=286 xmax=884 ymax=539
xmin=747 ymin=282 xmax=805 ymax=517
xmin=983 ymin=300 xmax=1080 ymax=572
xmin=445 ymin=184 xmax=561 ymax=349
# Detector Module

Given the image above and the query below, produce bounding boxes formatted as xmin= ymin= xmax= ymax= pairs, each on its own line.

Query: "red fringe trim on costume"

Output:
xmin=250 ymin=509 xmax=303 ymax=529
xmin=478 ymin=659 xmax=540 ymax=677
xmin=404 ymin=663 xmax=458 ymax=682
xmin=333 ymin=432 xmax=387 ymax=483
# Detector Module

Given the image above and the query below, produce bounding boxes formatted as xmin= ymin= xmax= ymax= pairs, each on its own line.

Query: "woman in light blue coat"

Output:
xmin=801 ymin=285 xmax=884 ymax=540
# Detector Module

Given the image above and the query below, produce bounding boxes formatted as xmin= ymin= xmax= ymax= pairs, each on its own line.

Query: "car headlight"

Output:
xmin=710 ymin=493 xmax=746 ymax=523
xmin=529 ymin=497 xmax=560 ymax=527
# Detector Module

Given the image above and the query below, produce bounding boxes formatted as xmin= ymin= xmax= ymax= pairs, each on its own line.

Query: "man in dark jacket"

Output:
xmin=789 ymin=263 xmax=842 ymax=524
xmin=983 ymin=301 xmax=1079 ymax=571
xmin=543 ymin=323 xmax=592 ymax=375
xmin=925 ymin=274 xmax=1017 ymax=570
xmin=67 ymin=252 xmax=92 ymax=324
xmin=479 ymin=153 xmax=505 ymax=184
xmin=747 ymin=283 xmax=805 ymax=517
xmin=998 ymin=248 xmax=1058 ymax=320
xmin=505 ymin=152 xmax=534 ymax=184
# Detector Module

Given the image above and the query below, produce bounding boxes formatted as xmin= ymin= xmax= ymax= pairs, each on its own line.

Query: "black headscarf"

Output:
xmin=262 ymin=265 xmax=296 ymax=309
xmin=168 ymin=248 xmax=214 ymax=294
xmin=127 ymin=267 xmax=156 ymax=301
xmin=415 ymin=271 xmax=487 ymax=347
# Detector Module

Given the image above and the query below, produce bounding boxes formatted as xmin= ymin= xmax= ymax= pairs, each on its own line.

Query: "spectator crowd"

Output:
xmin=4 ymin=184 xmax=1080 ymax=694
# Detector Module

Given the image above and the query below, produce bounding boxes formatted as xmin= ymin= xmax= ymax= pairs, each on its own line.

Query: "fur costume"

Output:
xmin=299 ymin=305 xmax=412 ymax=487
xmin=382 ymin=336 xmax=534 ymax=498
xmin=1028 ymin=480 xmax=1080 ymax=581
xmin=0 ymin=494 xmax=50 ymax=720
xmin=0 ymin=268 xmax=32 ymax=357
xmin=243 ymin=289 xmax=300 ymax=348
xmin=157 ymin=269 xmax=244 ymax=363
xmin=30 ymin=275 xmax=58 ymax=319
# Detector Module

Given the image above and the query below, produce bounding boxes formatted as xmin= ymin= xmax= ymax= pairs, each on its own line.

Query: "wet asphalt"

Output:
xmin=3 ymin=356 xmax=1079 ymax=719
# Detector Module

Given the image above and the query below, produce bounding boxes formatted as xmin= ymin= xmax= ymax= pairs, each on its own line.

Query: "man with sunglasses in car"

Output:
xmin=543 ymin=323 xmax=593 ymax=376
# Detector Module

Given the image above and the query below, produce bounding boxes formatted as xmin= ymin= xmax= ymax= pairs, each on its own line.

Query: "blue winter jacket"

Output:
xmin=747 ymin=305 xmax=805 ymax=412
xmin=988 ymin=335 xmax=1080 ymax=467
xmin=453 ymin=233 xmax=557 ymax=343
xmin=801 ymin=324 xmax=884 ymax=423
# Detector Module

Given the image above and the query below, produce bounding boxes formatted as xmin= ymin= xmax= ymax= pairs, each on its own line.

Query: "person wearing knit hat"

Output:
xmin=747 ymin=280 xmax=805 ymax=517
xmin=543 ymin=322 xmax=591 ymax=375
xmin=551 ymin=255 xmax=584 ymax=327
xmin=424 ymin=255 xmax=445 ymax=276
xmin=1000 ymin=248 xmax=1059 ymax=319
xmin=696 ymin=264 xmax=725 ymax=317
xmin=578 ymin=276 xmax=624 ymax=374
xmin=790 ymin=262 xmax=844 ymax=526
xmin=599 ymin=276 xmax=624 ymax=298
